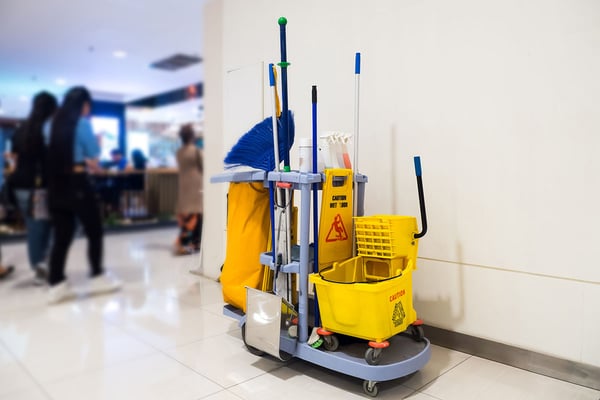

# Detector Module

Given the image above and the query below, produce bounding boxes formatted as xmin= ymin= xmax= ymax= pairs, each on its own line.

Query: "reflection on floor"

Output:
xmin=0 ymin=228 xmax=598 ymax=400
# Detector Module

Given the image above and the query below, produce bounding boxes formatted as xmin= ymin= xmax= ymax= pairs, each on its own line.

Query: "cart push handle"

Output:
xmin=414 ymin=156 xmax=428 ymax=239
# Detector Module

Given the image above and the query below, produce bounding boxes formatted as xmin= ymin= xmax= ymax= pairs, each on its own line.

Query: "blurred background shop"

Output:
xmin=0 ymin=0 xmax=206 ymax=237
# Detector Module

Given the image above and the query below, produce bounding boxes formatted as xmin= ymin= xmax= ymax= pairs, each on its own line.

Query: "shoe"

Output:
xmin=32 ymin=266 xmax=47 ymax=286
xmin=0 ymin=265 xmax=15 ymax=280
xmin=88 ymin=273 xmax=122 ymax=295
xmin=47 ymin=281 xmax=76 ymax=304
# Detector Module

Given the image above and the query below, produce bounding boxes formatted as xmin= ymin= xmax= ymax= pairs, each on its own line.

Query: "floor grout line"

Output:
xmin=411 ymin=354 xmax=474 ymax=394
xmin=0 ymin=337 xmax=54 ymax=400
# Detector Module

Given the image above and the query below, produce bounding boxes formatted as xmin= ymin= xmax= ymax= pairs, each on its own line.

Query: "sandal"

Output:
xmin=0 ymin=265 xmax=15 ymax=280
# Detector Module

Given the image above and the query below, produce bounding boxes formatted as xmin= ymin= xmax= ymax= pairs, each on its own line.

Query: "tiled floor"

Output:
xmin=0 ymin=228 xmax=598 ymax=400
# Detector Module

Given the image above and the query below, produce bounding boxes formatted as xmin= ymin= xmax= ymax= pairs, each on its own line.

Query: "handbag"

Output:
xmin=29 ymin=166 xmax=49 ymax=220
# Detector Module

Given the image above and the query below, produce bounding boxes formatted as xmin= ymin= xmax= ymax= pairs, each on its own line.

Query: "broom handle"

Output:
xmin=268 ymin=64 xmax=279 ymax=283
xmin=278 ymin=17 xmax=291 ymax=170
xmin=312 ymin=85 xmax=319 ymax=270
xmin=352 ymin=52 xmax=361 ymax=257
xmin=353 ymin=52 xmax=360 ymax=176
xmin=269 ymin=64 xmax=280 ymax=172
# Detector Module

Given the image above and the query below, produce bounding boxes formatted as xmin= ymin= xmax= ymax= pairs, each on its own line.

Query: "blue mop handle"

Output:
xmin=311 ymin=86 xmax=319 ymax=270
xmin=312 ymin=85 xmax=320 ymax=326
xmin=278 ymin=17 xmax=291 ymax=170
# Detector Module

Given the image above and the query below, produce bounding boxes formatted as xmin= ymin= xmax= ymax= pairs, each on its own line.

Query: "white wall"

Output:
xmin=203 ymin=0 xmax=600 ymax=366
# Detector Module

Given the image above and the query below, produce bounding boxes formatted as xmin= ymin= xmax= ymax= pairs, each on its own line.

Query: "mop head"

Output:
xmin=224 ymin=110 xmax=295 ymax=171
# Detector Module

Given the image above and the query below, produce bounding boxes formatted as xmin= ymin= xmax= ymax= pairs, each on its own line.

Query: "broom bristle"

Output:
xmin=224 ymin=110 xmax=295 ymax=171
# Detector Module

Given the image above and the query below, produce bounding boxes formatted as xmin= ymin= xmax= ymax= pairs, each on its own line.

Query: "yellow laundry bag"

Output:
xmin=221 ymin=182 xmax=271 ymax=311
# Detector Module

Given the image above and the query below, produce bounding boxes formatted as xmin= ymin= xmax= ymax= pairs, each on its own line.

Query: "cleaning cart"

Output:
xmin=211 ymin=17 xmax=431 ymax=398
xmin=212 ymin=160 xmax=430 ymax=397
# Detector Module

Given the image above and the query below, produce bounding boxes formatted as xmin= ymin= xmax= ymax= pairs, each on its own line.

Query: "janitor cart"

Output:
xmin=211 ymin=158 xmax=431 ymax=397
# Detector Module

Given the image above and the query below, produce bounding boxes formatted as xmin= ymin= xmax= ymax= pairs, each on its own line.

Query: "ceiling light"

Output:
xmin=55 ymin=78 xmax=67 ymax=86
xmin=19 ymin=95 xmax=29 ymax=102
xmin=113 ymin=50 xmax=127 ymax=58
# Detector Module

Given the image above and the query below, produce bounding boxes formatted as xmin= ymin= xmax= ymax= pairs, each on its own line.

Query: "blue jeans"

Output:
xmin=15 ymin=190 xmax=52 ymax=270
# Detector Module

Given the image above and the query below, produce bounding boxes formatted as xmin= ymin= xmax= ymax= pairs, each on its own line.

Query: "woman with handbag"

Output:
xmin=10 ymin=91 xmax=57 ymax=285
xmin=46 ymin=86 xmax=121 ymax=303
xmin=174 ymin=124 xmax=203 ymax=255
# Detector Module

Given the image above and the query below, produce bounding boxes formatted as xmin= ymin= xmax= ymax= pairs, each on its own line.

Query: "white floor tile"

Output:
xmin=405 ymin=394 xmax=443 ymax=400
xmin=99 ymin=288 xmax=237 ymax=350
xmin=401 ymin=344 xmax=471 ymax=390
xmin=166 ymin=333 xmax=283 ymax=388
xmin=421 ymin=356 xmax=600 ymax=400
xmin=44 ymin=353 xmax=222 ymax=400
xmin=0 ymin=387 xmax=49 ymax=400
xmin=228 ymin=360 xmax=417 ymax=400
xmin=1 ymin=229 xmax=597 ymax=400
xmin=0 ymin=345 xmax=41 ymax=398
xmin=0 ymin=305 xmax=156 ymax=384
xmin=201 ymin=390 xmax=244 ymax=400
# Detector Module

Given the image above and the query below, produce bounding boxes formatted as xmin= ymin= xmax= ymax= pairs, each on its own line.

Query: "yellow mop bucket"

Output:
xmin=309 ymin=256 xmax=417 ymax=343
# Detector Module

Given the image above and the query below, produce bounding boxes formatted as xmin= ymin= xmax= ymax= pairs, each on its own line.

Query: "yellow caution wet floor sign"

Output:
xmin=318 ymin=169 xmax=353 ymax=271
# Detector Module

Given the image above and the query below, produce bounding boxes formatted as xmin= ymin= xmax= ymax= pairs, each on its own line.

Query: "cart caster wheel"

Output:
xmin=362 ymin=380 xmax=379 ymax=397
xmin=322 ymin=334 xmax=340 ymax=352
xmin=241 ymin=324 xmax=265 ymax=356
xmin=365 ymin=347 xmax=383 ymax=365
xmin=279 ymin=351 xmax=293 ymax=361
xmin=410 ymin=325 xmax=425 ymax=342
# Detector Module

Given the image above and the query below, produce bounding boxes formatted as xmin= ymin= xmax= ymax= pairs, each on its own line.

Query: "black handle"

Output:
xmin=413 ymin=156 xmax=428 ymax=239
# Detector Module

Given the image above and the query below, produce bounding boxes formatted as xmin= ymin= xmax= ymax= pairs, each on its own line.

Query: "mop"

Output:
xmin=312 ymin=85 xmax=321 ymax=327
xmin=274 ymin=17 xmax=294 ymax=302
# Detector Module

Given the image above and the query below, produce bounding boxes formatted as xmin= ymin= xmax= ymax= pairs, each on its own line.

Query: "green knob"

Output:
xmin=278 ymin=17 xmax=287 ymax=25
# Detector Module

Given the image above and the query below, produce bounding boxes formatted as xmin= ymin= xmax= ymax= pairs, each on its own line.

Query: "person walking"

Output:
xmin=174 ymin=124 xmax=203 ymax=255
xmin=10 ymin=91 xmax=57 ymax=284
xmin=46 ymin=86 xmax=121 ymax=303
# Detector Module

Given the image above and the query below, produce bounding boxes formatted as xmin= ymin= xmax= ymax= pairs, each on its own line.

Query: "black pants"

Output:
xmin=48 ymin=174 xmax=104 ymax=285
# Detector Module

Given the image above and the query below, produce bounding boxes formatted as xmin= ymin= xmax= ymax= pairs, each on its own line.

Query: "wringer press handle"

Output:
xmin=414 ymin=156 xmax=428 ymax=239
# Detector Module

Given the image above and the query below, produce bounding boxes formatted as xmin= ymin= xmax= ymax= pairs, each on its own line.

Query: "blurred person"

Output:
xmin=103 ymin=148 xmax=127 ymax=171
xmin=174 ymin=124 xmax=203 ymax=255
xmin=10 ymin=91 xmax=57 ymax=284
xmin=128 ymin=149 xmax=147 ymax=192
xmin=101 ymin=148 xmax=127 ymax=216
xmin=131 ymin=149 xmax=147 ymax=170
xmin=46 ymin=86 xmax=121 ymax=303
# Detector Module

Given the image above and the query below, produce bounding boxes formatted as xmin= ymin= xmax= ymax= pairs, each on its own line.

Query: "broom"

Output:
xmin=224 ymin=110 xmax=294 ymax=171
